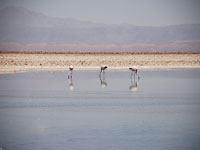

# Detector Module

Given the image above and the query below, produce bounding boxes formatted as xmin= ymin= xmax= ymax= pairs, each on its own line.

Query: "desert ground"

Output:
xmin=0 ymin=52 xmax=200 ymax=73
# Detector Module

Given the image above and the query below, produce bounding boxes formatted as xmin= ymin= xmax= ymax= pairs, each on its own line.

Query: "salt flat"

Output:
xmin=0 ymin=52 xmax=200 ymax=73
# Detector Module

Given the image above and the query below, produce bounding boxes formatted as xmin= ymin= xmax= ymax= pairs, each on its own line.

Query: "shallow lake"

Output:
xmin=0 ymin=70 xmax=200 ymax=150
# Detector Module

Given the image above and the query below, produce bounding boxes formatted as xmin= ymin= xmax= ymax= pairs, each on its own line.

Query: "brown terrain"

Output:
xmin=0 ymin=52 xmax=200 ymax=73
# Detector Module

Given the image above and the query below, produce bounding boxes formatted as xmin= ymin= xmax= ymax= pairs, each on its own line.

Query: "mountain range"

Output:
xmin=0 ymin=6 xmax=200 ymax=52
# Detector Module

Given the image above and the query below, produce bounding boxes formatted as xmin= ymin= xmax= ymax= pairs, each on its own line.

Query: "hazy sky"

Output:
xmin=0 ymin=0 xmax=200 ymax=26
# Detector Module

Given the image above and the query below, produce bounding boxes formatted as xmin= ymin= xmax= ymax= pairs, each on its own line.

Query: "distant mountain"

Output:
xmin=0 ymin=6 xmax=200 ymax=52
xmin=0 ymin=41 xmax=199 ymax=52
xmin=0 ymin=6 xmax=200 ymax=43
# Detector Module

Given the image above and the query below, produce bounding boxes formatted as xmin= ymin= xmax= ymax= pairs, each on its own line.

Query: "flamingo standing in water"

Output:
xmin=129 ymin=67 xmax=140 ymax=80
xmin=129 ymin=67 xmax=140 ymax=92
xmin=99 ymin=65 xmax=108 ymax=88
xmin=100 ymin=65 xmax=108 ymax=73
xmin=68 ymin=65 xmax=73 ymax=79
xmin=99 ymin=65 xmax=108 ymax=77
xmin=129 ymin=67 xmax=138 ymax=74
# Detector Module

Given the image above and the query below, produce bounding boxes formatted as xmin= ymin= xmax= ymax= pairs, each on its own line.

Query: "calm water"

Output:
xmin=0 ymin=70 xmax=200 ymax=150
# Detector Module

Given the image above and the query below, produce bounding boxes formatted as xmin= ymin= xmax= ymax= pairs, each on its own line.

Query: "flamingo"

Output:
xmin=129 ymin=67 xmax=140 ymax=80
xmin=100 ymin=65 xmax=108 ymax=73
xmin=129 ymin=67 xmax=138 ymax=74
xmin=68 ymin=65 xmax=73 ymax=79
xmin=129 ymin=66 xmax=140 ymax=91
xmin=99 ymin=65 xmax=108 ymax=88
xmin=99 ymin=65 xmax=108 ymax=78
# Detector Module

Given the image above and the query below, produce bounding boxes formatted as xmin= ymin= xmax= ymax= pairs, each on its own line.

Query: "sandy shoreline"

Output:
xmin=0 ymin=52 xmax=200 ymax=73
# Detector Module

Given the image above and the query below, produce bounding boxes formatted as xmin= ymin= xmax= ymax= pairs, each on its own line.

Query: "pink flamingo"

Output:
xmin=99 ymin=65 xmax=108 ymax=88
xmin=100 ymin=65 xmax=108 ymax=73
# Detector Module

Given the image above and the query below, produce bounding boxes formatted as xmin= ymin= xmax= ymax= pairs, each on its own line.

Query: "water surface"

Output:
xmin=0 ymin=70 xmax=200 ymax=150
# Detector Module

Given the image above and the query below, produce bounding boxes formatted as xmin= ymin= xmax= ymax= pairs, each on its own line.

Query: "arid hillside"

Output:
xmin=0 ymin=41 xmax=200 ymax=53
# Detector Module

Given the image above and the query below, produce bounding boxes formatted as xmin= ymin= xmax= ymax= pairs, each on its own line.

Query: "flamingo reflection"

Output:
xmin=68 ymin=75 xmax=74 ymax=91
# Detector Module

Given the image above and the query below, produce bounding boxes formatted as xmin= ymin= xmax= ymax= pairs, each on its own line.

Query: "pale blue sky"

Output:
xmin=0 ymin=0 xmax=200 ymax=26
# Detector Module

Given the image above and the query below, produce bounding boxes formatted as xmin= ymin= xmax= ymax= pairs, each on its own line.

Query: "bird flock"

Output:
xmin=68 ymin=65 xmax=140 ymax=91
